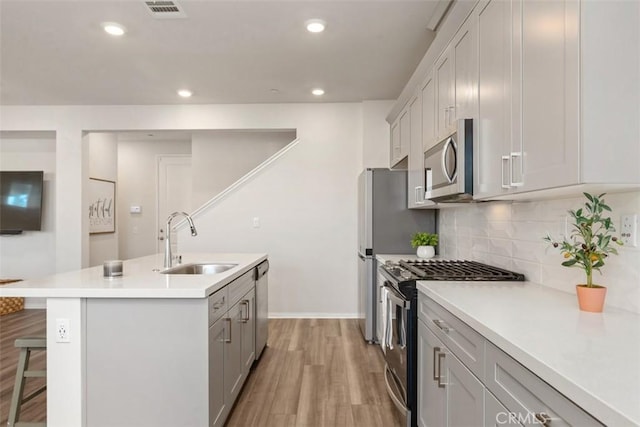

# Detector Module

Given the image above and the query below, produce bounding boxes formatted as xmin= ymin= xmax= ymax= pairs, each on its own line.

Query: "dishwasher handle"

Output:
xmin=255 ymin=260 xmax=269 ymax=280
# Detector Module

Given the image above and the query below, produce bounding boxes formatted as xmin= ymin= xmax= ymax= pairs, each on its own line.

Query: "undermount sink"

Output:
xmin=161 ymin=263 xmax=238 ymax=275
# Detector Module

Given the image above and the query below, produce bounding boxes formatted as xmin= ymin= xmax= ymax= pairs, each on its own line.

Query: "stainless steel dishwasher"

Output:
xmin=254 ymin=260 xmax=269 ymax=360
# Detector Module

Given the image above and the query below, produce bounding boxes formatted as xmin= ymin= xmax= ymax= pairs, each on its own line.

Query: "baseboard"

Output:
xmin=24 ymin=297 xmax=46 ymax=309
xmin=269 ymin=312 xmax=359 ymax=319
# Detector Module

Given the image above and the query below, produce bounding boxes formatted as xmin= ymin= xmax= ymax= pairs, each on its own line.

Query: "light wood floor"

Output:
xmin=0 ymin=309 xmax=47 ymax=425
xmin=227 ymin=319 xmax=404 ymax=427
xmin=0 ymin=312 xmax=403 ymax=427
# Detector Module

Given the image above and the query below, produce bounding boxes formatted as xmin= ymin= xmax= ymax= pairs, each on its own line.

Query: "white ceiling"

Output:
xmin=0 ymin=0 xmax=441 ymax=105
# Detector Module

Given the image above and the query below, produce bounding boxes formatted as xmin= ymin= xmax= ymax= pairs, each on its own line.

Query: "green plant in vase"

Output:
xmin=411 ymin=232 xmax=438 ymax=259
xmin=544 ymin=193 xmax=622 ymax=312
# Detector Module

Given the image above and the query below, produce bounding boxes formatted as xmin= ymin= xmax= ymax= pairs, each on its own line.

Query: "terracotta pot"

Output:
xmin=416 ymin=246 xmax=435 ymax=259
xmin=575 ymin=284 xmax=607 ymax=313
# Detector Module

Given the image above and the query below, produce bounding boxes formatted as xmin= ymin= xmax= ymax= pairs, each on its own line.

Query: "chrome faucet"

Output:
xmin=164 ymin=211 xmax=198 ymax=269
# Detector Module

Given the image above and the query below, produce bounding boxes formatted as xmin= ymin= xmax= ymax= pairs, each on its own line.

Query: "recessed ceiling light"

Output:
xmin=102 ymin=22 xmax=126 ymax=36
xmin=177 ymin=89 xmax=193 ymax=98
xmin=312 ymin=88 xmax=325 ymax=96
xmin=305 ymin=19 xmax=326 ymax=33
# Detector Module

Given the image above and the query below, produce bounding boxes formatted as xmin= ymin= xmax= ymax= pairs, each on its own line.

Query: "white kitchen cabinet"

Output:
xmin=209 ymin=316 xmax=227 ymax=427
xmin=435 ymin=49 xmax=455 ymax=140
xmin=514 ymin=0 xmax=580 ymax=193
xmin=417 ymin=319 xmax=484 ymax=427
xmin=484 ymin=389 xmax=519 ymax=427
xmin=452 ymin=15 xmax=478 ymax=123
xmin=390 ymin=105 xmax=410 ymax=169
xmin=417 ymin=320 xmax=447 ymax=427
xmin=475 ymin=0 xmax=514 ymax=199
xmin=408 ymin=94 xmax=426 ymax=208
xmin=421 ymin=72 xmax=437 ymax=151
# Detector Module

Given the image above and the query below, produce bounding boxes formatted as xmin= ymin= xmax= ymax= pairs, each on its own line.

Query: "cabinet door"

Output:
xmin=444 ymin=349 xmax=485 ymax=427
xmin=422 ymin=72 xmax=437 ymax=152
xmin=485 ymin=389 xmax=522 ymax=426
xmin=399 ymin=107 xmax=411 ymax=161
xmin=475 ymin=0 xmax=514 ymax=199
xmin=435 ymin=50 xmax=454 ymax=139
xmin=224 ymin=302 xmax=244 ymax=404
xmin=209 ymin=317 xmax=227 ymax=427
xmin=240 ymin=288 xmax=256 ymax=376
xmin=408 ymin=94 xmax=424 ymax=208
xmin=417 ymin=320 xmax=446 ymax=427
xmin=514 ymin=0 xmax=580 ymax=192
xmin=452 ymin=16 xmax=478 ymax=122
xmin=391 ymin=120 xmax=401 ymax=167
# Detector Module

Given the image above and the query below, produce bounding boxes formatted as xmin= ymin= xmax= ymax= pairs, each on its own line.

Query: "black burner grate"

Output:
xmin=398 ymin=260 xmax=525 ymax=281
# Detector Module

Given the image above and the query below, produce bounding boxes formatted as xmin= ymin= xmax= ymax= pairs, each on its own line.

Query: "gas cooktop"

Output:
xmin=382 ymin=259 xmax=525 ymax=282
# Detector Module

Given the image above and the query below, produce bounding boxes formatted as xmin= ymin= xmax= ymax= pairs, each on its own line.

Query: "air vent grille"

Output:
xmin=144 ymin=1 xmax=187 ymax=19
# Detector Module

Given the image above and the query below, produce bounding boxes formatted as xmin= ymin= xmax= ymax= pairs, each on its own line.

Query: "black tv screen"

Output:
xmin=0 ymin=171 xmax=44 ymax=232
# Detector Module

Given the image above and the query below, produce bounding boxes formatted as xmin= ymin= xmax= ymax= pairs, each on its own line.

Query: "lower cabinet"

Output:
xmin=417 ymin=320 xmax=484 ymax=427
xmin=417 ymin=292 xmax=603 ymax=426
xmin=209 ymin=272 xmax=257 ymax=427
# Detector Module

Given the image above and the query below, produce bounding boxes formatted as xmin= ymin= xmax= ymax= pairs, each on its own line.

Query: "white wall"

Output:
xmin=88 ymin=133 xmax=119 ymax=266
xmin=362 ymin=100 xmax=394 ymax=168
xmin=178 ymin=105 xmax=362 ymax=317
xmin=439 ymin=191 xmax=640 ymax=313
xmin=0 ymin=102 xmax=370 ymax=317
xmin=0 ymin=133 xmax=57 ymax=308
xmin=117 ymin=138 xmax=191 ymax=260
xmin=191 ymin=130 xmax=295 ymax=209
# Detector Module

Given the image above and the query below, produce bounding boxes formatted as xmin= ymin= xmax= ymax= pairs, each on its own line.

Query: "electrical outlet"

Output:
xmin=620 ymin=214 xmax=638 ymax=247
xmin=56 ymin=318 xmax=70 ymax=343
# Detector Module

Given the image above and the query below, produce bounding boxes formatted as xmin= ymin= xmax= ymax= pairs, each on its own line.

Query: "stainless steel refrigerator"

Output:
xmin=357 ymin=168 xmax=436 ymax=343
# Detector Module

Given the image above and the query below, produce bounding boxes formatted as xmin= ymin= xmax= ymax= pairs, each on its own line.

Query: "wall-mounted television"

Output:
xmin=0 ymin=171 xmax=44 ymax=234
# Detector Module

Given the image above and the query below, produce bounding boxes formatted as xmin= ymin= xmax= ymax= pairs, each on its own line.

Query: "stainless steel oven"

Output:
xmin=424 ymin=119 xmax=473 ymax=202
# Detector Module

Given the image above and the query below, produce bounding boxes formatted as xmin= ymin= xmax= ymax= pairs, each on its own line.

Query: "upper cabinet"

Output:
xmin=408 ymin=94 xmax=425 ymax=208
xmin=390 ymin=104 xmax=410 ymax=169
xmin=390 ymin=0 xmax=639 ymax=206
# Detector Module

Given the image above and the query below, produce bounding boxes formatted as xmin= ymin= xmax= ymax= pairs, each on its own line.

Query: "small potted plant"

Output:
xmin=544 ymin=193 xmax=622 ymax=312
xmin=411 ymin=232 xmax=438 ymax=259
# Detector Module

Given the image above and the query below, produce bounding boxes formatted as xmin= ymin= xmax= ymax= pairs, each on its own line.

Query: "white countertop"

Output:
xmin=417 ymin=280 xmax=640 ymax=426
xmin=0 ymin=253 xmax=267 ymax=298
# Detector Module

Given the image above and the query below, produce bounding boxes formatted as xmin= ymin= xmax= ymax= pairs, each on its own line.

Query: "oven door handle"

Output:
xmin=383 ymin=284 xmax=410 ymax=310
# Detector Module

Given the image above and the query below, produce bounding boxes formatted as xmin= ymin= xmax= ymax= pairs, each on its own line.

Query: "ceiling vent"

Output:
xmin=144 ymin=1 xmax=187 ymax=19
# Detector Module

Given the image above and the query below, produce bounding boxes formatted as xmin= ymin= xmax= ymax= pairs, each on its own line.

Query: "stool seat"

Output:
xmin=8 ymin=336 xmax=46 ymax=427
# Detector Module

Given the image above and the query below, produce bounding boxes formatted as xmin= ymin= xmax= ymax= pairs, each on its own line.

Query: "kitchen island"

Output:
xmin=0 ymin=252 xmax=267 ymax=427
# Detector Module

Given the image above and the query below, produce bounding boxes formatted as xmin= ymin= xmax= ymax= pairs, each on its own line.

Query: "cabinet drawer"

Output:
xmin=228 ymin=270 xmax=255 ymax=308
xmin=208 ymin=288 xmax=228 ymax=326
xmin=418 ymin=292 xmax=485 ymax=380
xmin=485 ymin=342 xmax=603 ymax=427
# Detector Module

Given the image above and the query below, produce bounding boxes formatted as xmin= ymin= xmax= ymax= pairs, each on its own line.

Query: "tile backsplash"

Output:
xmin=439 ymin=191 xmax=640 ymax=314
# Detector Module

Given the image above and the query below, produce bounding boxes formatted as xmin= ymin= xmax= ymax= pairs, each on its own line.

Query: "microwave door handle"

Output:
xmin=441 ymin=138 xmax=457 ymax=183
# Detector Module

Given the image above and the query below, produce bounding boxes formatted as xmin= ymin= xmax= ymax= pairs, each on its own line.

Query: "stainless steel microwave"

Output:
xmin=424 ymin=118 xmax=473 ymax=202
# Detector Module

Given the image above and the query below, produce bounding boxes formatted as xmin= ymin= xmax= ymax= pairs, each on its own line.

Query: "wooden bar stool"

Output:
xmin=8 ymin=337 xmax=47 ymax=427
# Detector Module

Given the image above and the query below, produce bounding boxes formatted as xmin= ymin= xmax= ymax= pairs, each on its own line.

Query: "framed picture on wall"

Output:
xmin=89 ymin=178 xmax=116 ymax=234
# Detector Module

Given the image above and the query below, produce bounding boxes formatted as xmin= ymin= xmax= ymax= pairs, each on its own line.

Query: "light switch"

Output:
xmin=253 ymin=217 xmax=260 ymax=228
xmin=130 ymin=206 xmax=142 ymax=214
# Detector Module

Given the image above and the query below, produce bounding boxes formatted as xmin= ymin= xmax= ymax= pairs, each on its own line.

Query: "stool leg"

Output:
xmin=7 ymin=347 xmax=30 ymax=427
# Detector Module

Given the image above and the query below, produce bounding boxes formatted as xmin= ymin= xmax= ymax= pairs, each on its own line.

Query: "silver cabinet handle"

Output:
xmin=510 ymin=152 xmax=524 ymax=187
xmin=448 ymin=106 xmax=455 ymax=126
xmin=535 ymin=413 xmax=552 ymax=426
xmin=437 ymin=352 xmax=446 ymax=388
xmin=433 ymin=347 xmax=441 ymax=380
xmin=224 ymin=318 xmax=232 ymax=343
xmin=501 ymin=155 xmax=510 ymax=189
xmin=240 ymin=300 xmax=250 ymax=323
xmin=433 ymin=319 xmax=453 ymax=333
xmin=415 ymin=186 xmax=424 ymax=205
